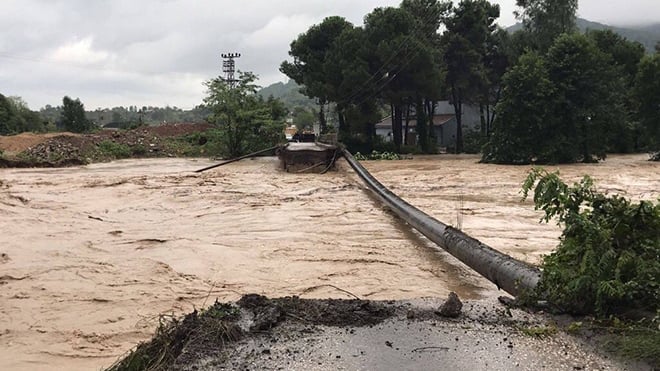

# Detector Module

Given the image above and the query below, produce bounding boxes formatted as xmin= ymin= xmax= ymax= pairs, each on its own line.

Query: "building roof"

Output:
xmin=374 ymin=114 xmax=455 ymax=129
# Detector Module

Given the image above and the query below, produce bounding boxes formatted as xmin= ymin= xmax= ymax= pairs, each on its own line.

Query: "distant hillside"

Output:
xmin=577 ymin=19 xmax=660 ymax=52
xmin=258 ymin=80 xmax=316 ymax=110
xmin=507 ymin=18 xmax=660 ymax=52
xmin=637 ymin=23 xmax=660 ymax=36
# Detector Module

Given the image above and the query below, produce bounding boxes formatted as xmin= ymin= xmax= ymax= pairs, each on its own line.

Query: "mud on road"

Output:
xmin=109 ymin=294 xmax=645 ymax=371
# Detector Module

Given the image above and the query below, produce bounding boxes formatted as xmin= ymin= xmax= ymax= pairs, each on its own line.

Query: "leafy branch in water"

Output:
xmin=522 ymin=168 xmax=660 ymax=317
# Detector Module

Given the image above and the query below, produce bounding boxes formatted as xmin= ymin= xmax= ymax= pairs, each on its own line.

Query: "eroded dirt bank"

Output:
xmin=0 ymin=154 xmax=657 ymax=370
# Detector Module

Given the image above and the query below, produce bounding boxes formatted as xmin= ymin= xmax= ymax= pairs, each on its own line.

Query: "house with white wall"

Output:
xmin=374 ymin=101 xmax=483 ymax=149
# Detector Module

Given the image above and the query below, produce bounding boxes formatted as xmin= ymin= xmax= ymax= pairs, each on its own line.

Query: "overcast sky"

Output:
xmin=1 ymin=0 xmax=658 ymax=110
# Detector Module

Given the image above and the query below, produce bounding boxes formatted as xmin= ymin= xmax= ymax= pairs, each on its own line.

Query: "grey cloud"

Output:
xmin=1 ymin=0 xmax=657 ymax=110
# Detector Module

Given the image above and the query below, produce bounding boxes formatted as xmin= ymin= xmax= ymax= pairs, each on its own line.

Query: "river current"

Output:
xmin=1 ymin=154 xmax=657 ymax=370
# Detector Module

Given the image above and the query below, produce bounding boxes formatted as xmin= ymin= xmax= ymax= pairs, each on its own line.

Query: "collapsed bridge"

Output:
xmin=199 ymin=142 xmax=542 ymax=298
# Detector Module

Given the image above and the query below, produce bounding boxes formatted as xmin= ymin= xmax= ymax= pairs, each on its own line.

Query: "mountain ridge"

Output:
xmin=507 ymin=17 xmax=659 ymax=52
xmin=257 ymin=80 xmax=316 ymax=111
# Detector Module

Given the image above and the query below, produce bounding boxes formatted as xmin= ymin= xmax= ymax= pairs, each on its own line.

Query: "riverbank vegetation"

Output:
xmin=522 ymin=169 xmax=659 ymax=366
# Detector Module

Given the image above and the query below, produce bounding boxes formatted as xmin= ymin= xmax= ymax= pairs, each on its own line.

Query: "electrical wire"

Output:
xmin=332 ymin=4 xmax=445 ymax=107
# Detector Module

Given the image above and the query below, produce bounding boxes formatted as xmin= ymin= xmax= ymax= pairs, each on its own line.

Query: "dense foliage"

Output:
xmin=60 ymin=96 xmax=93 ymax=133
xmin=443 ymin=0 xmax=501 ymax=153
xmin=522 ymin=169 xmax=660 ymax=316
xmin=485 ymin=31 xmax=646 ymax=164
xmin=40 ymin=104 xmax=211 ymax=129
xmin=281 ymin=0 xmax=658 ymax=161
xmin=482 ymin=52 xmax=556 ymax=163
xmin=514 ymin=0 xmax=578 ymax=51
xmin=634 ymin=53 xmax=660 ymax=160
xmin=281 ymin=0 xmax=452 ymax=153
xmin=0 ymin=94 xmax=46 ymax=134
xmin=204 ymin=72 xmax=286 ymax=158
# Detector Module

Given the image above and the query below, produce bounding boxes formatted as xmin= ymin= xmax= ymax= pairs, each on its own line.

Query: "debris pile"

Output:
xmin=23 ymin=137 xmax=88 ymax=165
xmin=0 ymin=123 xmax=213 ymax=167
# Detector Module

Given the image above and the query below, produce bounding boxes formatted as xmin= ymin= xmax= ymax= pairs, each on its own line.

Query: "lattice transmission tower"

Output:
xmin=221 ymin=52 xmax=241 ymax=88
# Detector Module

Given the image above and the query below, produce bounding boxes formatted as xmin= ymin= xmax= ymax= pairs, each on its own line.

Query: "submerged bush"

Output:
xmin=522 ymin=168 xmax=659 ymax=316
xmin=354 ymin=150 xmax=402 ymax=161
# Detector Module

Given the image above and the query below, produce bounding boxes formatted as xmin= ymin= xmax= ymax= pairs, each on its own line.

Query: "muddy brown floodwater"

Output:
xmin=0 ymin=154 xmax=657 ymax=370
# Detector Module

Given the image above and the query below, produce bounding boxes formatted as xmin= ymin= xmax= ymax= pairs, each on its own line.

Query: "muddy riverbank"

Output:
xmin=0 ymin=154 xmax=657 ymax=370
xmin=108 ymin=294 xmax=647 ymax=371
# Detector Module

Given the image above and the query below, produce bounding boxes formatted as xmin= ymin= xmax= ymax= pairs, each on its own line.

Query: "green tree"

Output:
xmin=587 ymin=29 xmax=645 ymax=153
xmin=325 ymin=25 xmax=375 ymax=141
xmin=515 ymin=0 xmax=578 ymax=51
xmin=7 ymin=97 xmax=44 ymax=132
xmin=546 ymin=33 xmax=622 ymax=163
xmin=60 ymin=96 xmax=92 ymax=133
xmin=401 ymin=0 xmax=450 ymax=152
xmin=486 ymin=34 xmax=623 ymax=164
xmin=360 ymin=4 xmax=448 ymax=152
xmin=479 ymin=28 xmax=513 ymax=138
xmin=587 ymin=30 xmax=645 ymax=84
xmin=0 ymin=94 xmax=21 ymax=135
xmin=280 ymin=1 xmax=450 ymax=153
xmin=442 ymin=0 xmax=500 ymax=153
xmin=204 ymin=71 xmax=285 ymax=157
xmin=291 ymin=107 xmax=316 ymax=131
xmin=0 ymin=95 xmax=46 ymax=134
xmin=280 ymin=16 xmax=354 ymax=133
xmin=483 ymin=52 xmax=556 ymax=163
xmin=634 ymin=53 xmax=660 ymax=159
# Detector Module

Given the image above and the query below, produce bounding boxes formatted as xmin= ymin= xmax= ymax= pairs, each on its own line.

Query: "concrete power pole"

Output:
xmin=221 ymin=52 xmax=241 ymax=88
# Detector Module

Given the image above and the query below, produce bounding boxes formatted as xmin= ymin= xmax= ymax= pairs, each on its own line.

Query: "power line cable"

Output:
xmin=333 ymin=5 xmax=445 ymax=106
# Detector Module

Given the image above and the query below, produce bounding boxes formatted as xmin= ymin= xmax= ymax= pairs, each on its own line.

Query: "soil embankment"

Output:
xmin=0 ymin=123 xmax=211 ymax=166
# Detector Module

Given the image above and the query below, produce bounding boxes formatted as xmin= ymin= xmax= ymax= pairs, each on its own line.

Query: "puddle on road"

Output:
xmin=0 ymin=154 xmax=657 ymax=370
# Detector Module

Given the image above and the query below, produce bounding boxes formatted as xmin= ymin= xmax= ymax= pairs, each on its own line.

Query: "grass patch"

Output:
xmin=518 ymin=324 xmax=558 ymax=338
xmin=131 ymin=144 xmax=147 ymax=157
xmin=604 ymin=330 xmax=660 ymax=366
xmin=164 ymin=129 xmax=226 ymax=157
xmin=96 ymin=140 xmax=132 ymax=160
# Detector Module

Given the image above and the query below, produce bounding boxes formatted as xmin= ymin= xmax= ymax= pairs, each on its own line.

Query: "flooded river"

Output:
xmin=0 ymin=154 xmax=657 ymax=370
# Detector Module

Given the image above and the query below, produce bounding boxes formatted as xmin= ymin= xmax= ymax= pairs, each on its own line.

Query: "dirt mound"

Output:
xmin=22 ymin=137 xmax=87 ymax=163
xmin=139 ymin=123 xmax=212 ymax=137
xmin=238 ymin=294 xmax=395 ymax=327
xmin=0 ymin=132 xmax=80 ymax=154
xmin=0 ymin=123 xmax=213 ymax=167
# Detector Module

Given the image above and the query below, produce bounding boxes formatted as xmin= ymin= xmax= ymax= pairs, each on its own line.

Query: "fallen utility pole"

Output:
xmin=195 ymin=145 xmax=279 ymax=173
xmin=342 ymin=148 xmax=541 ymax=297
